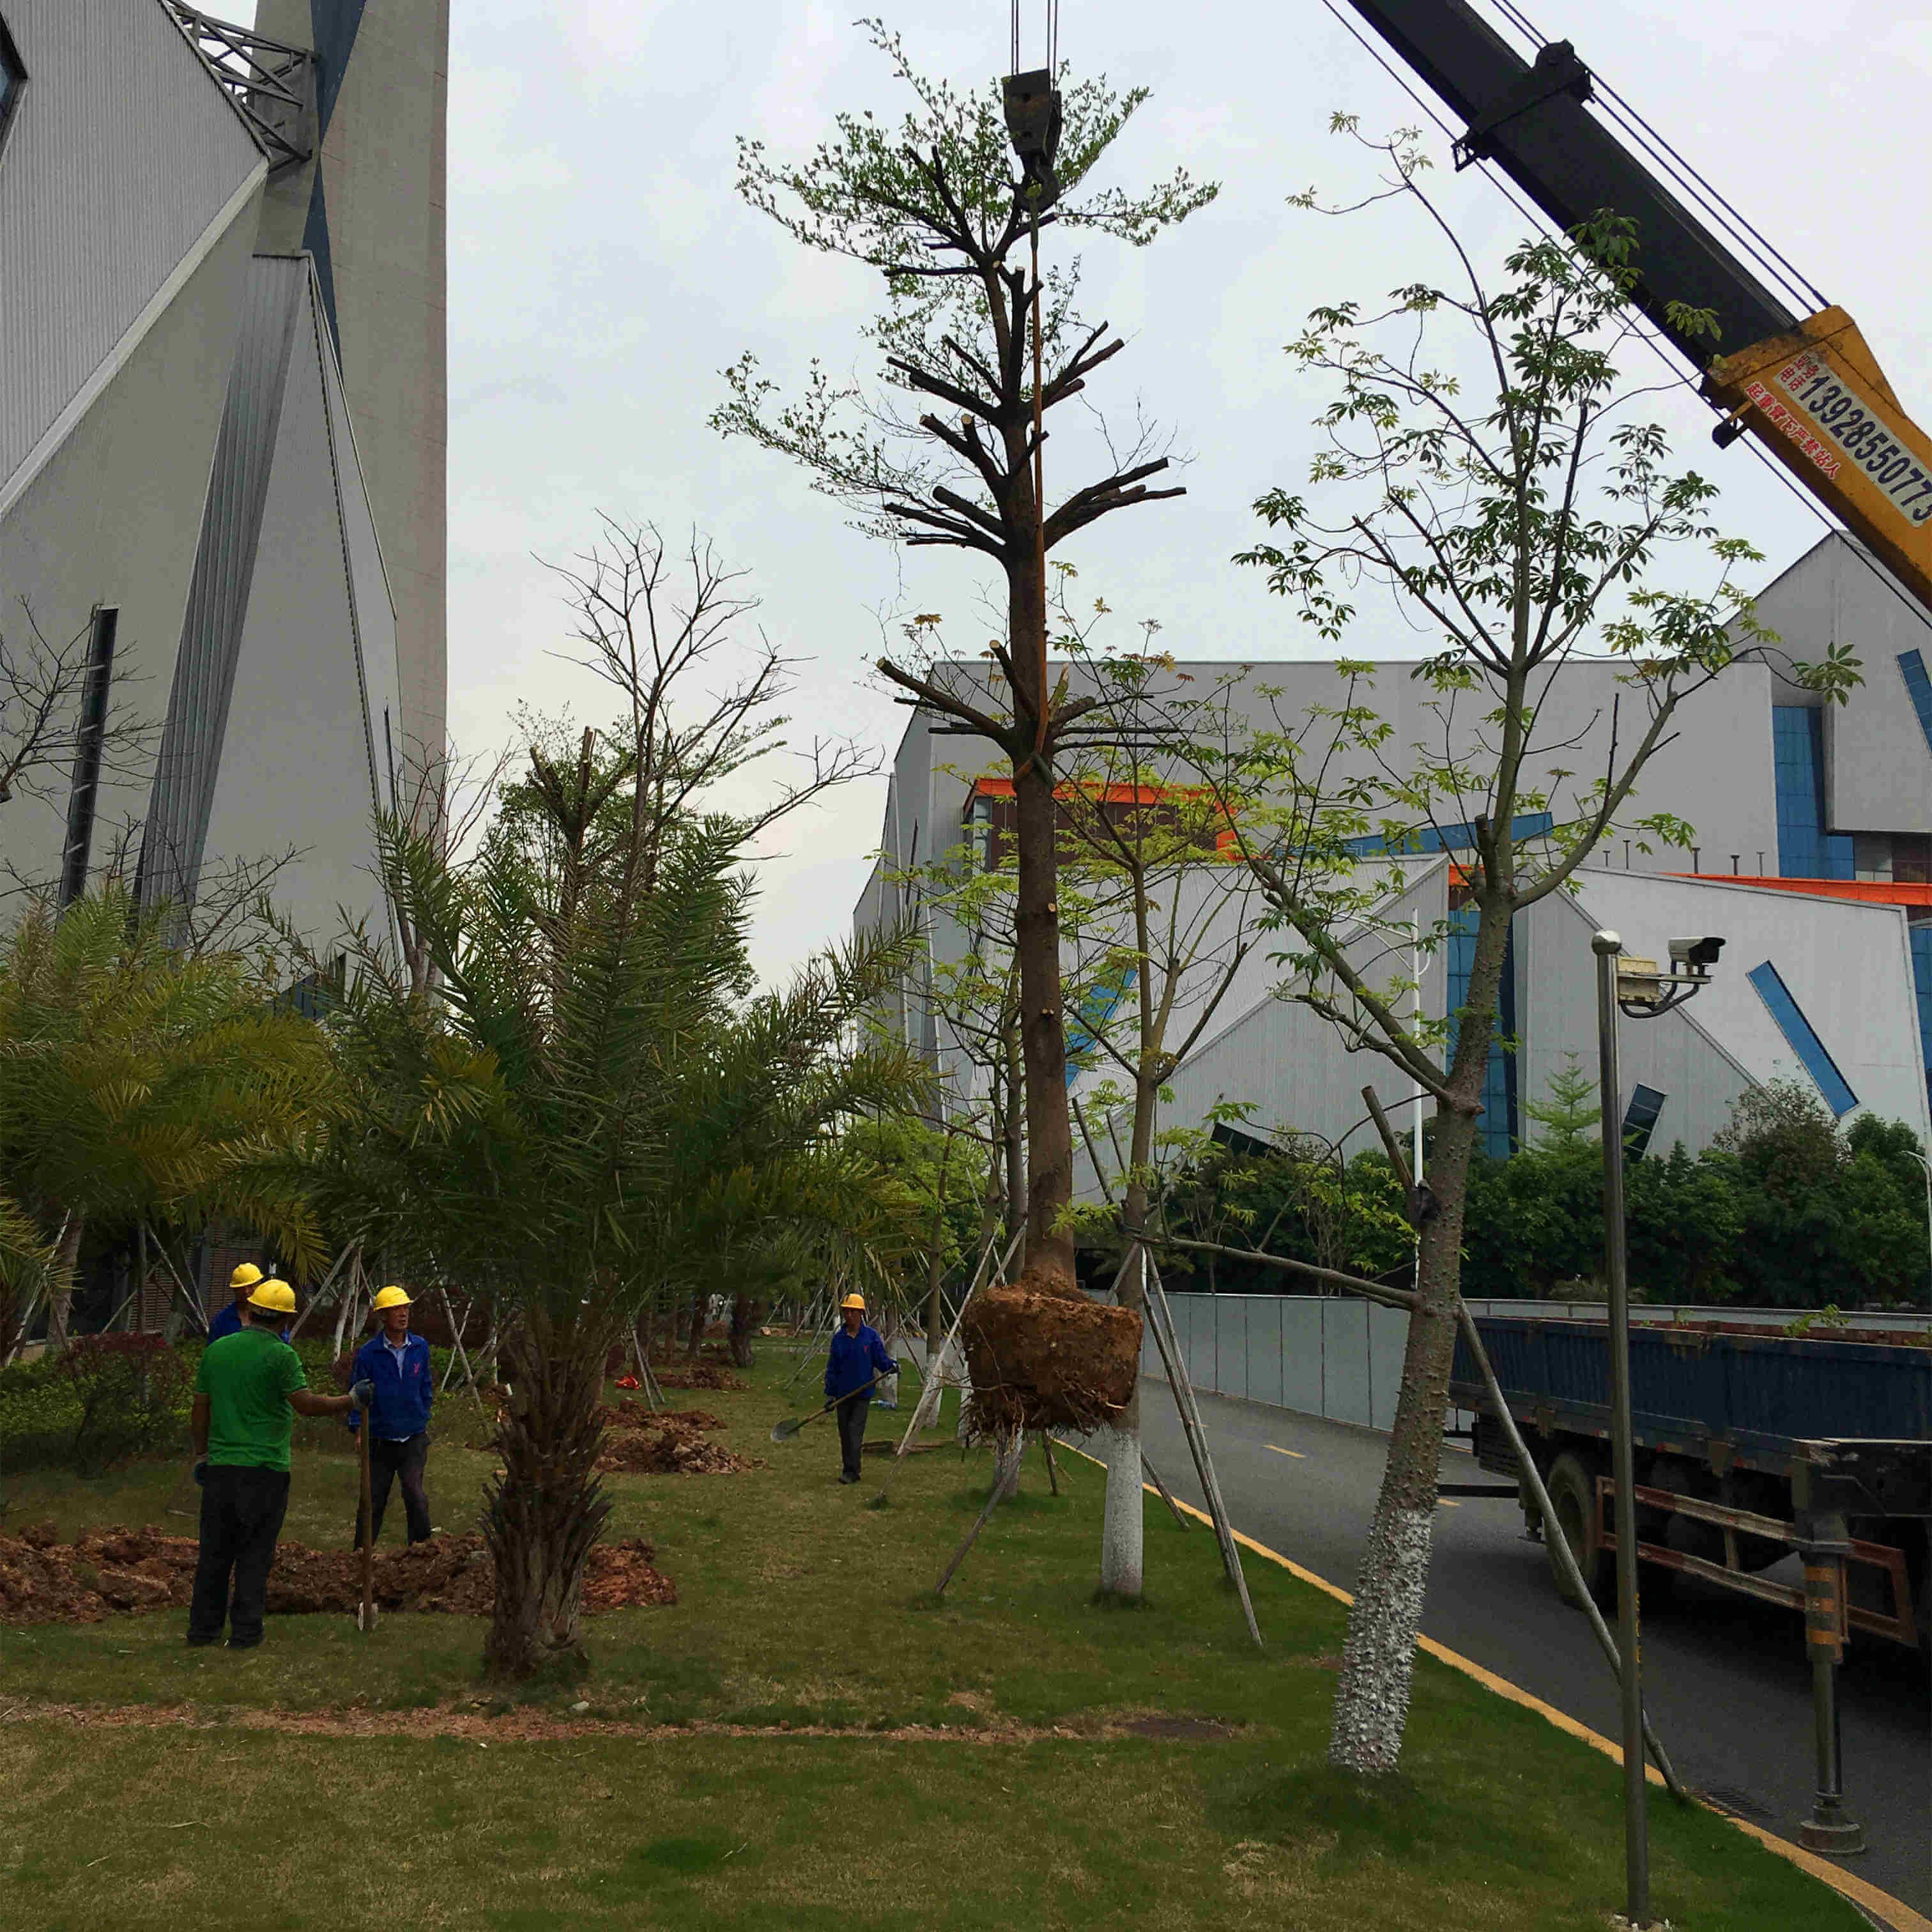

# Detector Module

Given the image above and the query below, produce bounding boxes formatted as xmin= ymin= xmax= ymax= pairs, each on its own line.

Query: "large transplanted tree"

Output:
xmin=714 ymin=22 xmax=1216 ymax=1287
xmin=1197 ymin=127 xmax=1858 ymax=1774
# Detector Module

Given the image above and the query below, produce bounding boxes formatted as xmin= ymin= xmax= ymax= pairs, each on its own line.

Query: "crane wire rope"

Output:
xmin=1310 ymin=0 xmax=1846 ymax=562
xmin=1476 ymin=0 xmax=1828 ymax=314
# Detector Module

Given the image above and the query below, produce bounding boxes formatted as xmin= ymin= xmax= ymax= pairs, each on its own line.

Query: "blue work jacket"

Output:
xmin=824 ymin=1322 xmax=895 ymax=1402
xmin=347 ymin=1331 xmax=434 ymax=1439
xmin=206 ymin=1301 xmax=289 ymax=1344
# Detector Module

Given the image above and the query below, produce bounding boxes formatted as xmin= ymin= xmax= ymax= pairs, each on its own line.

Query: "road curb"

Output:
xmin=1057 ymin=1441 xmax=1930 ymax=1932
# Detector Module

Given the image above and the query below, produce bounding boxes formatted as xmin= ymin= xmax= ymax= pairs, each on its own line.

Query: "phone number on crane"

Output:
xmin=1756 ymin=353 xmax=1932 ymax=525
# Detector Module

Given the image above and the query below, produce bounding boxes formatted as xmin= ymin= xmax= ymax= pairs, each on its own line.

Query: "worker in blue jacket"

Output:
xmin=824 ymin=1292 xmax=896 ymax=1484
xmin=347 ymin=1285 xmax=435 ymax=1546
xmin=207 ymin=1262 xmax=289 ymax=1344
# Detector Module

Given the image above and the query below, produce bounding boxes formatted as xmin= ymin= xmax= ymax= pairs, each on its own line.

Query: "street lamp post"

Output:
xmin=1591 ymin=927 xmax=1726 ymax=1931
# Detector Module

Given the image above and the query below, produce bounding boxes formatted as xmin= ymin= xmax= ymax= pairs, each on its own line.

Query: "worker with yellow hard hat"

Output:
xmin=346 ymin=1285 xmax=436 ymax=1548
xmin=822 ymin=1291 xmax=897 ymax=1484
xmin=188 ymin=1278 xmax=362 ymax=1648
xmin=206 ymin=1261 xmax=289 ymax=1344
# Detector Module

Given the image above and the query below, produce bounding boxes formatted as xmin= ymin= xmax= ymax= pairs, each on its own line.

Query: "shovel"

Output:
xmin=770 ymin=1369 xmax=894 ymax=1444
xmin=355 ymin=1416 xmax=377 ymax=1632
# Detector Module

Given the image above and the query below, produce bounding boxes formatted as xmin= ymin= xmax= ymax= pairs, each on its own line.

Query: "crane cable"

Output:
xmin=1310 ymin=0 xmax=1847 ymax=560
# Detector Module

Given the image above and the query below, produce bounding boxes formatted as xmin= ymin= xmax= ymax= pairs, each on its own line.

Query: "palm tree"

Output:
xmin=319 ymin=781 xmax=924 ymax=1679
xmin=0 ymin=887 xmax=333 ymax=1349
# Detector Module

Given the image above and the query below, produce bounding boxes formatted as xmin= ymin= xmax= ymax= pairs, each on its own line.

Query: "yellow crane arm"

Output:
xmin=1709 ymin=309 xmax=1932 ymax=615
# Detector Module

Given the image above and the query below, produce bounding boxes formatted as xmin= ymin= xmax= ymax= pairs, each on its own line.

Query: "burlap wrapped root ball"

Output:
xmin=960 ymin=1261 xmax=1143 ymax=1436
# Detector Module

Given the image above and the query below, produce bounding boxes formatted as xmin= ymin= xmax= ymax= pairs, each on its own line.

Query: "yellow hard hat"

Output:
xmin=247 ymin=1278 xmax=297 ymax=1315
xmin=841 ymin=1292 xmax=866 ymax=1311
xmin=371 ymin=1285 xmax=412 ymax=1312
xmin=230 ymin=1262 xmax=263 ymax=1292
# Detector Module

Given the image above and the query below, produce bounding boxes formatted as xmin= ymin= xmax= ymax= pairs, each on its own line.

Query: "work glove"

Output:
xmin=349 ymin=1379 xmax=376 ymax=1411
xmin=191 ymin=1459 xmax=208 ymax=1488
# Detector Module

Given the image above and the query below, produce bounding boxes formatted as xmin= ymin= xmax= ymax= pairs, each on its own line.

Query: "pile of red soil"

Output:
xmin=648 ymin=1363 xmax=747 ymax=1392
xmin=594 ymin=1409 xmax=756 ymax=1476
xmin=0 ymin=1523 xmax=675 ymax=1626
xmin=962 ymin=1264 xmax=1142 ymax=1434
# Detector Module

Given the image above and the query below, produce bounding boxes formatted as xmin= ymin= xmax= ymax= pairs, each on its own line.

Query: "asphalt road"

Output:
xmin=1107 ymin=1380 xmax=1932 ymax=1918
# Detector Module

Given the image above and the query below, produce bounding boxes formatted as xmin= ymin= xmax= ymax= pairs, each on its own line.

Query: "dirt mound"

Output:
xmin=962 ymin=1284 xmax=1142 ymax=1434
xmin=647 ymin=1364 xmax=747 ymax=1392
xmin=599 ymin=1402 xmax=724 ymax=1430
xmin=0 ymin=1528 xmax=675 ymax=1625
xmin=595 ymin=1413 xmax=756 ymax=1476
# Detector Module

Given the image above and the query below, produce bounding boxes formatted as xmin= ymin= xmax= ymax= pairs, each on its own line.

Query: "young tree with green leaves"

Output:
xmin=314 ymin=524 xmax=926 ymax=1679
xmin=1194 ymin=127 xmax=1859 ymax=1774
xmin=714 ymin=22 xmax=1215 ymax=1287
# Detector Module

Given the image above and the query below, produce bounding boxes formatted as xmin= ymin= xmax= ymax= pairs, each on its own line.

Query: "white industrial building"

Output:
xmin=856 ymin=532 xmax=1932 ymax=1167
xmin=0 ymin=0 xmax=445 ymax=951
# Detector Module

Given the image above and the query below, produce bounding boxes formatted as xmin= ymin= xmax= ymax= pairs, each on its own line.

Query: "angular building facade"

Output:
xmin=857 ymin=531 xmax=1932 ymax=1168
xmin=0 ymin=0 xmax=445 ymax=950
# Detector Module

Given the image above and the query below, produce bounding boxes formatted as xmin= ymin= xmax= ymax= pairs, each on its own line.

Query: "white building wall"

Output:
xmin=0 ymin=0 xmax=264 ymax=507
xmin=197 ymin=271 xmax=394 ymax=948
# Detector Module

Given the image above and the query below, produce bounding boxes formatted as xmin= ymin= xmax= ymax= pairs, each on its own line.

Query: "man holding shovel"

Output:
xmin=186 ymin=1278 xmax=364 ymax=1649
xmin=823 ymin=1293 xmax=896 ymax=1485
xmin=346 ymin=1285 xmax=434 ymax=1548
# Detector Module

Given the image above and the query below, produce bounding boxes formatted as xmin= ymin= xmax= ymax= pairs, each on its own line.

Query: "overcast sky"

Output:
xmin=290 ymin=1 xmax=1932 ymax=980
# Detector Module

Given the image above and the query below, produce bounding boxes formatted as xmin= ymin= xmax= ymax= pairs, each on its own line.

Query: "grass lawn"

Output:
xmin=0 ymin=1345 xmax=1869 ymax=1930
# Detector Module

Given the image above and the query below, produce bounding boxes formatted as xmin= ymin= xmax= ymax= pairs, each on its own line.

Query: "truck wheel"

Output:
xmin=1545 ymin=1452 xmax=1613 ymax=1610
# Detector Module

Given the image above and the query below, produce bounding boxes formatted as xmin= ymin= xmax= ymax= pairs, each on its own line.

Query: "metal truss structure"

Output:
xmin=164 ymin=4 xmax=314 ymax=174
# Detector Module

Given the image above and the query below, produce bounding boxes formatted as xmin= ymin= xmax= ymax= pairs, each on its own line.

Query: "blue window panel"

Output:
xmin=1910 ymin=924 xmax=1932 ymax=1114
xmin=1772 ymin=707 xmax=1853 ymax=880
xmin=1342 ymin=809 xmax=1554 ymax=859
xmin=1447 ymin=908 xmax=1517 ymax=1158
xmin=1899 ymin=651 xmax=1932 ymax=757
xmin=1747 ymin=961 xmax=1857 ymax=1117
xmin=1065 ymin=968 xmax=1135 ymax=1088
xmin=1621 ymin=1084 xmax=1667 ymax=1161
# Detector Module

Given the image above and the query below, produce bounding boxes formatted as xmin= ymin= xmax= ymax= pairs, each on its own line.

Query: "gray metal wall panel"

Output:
xmin=0 ymin=0 xmax=263 ymax=492
xmin=1282 ymin=1301 xmax=1323 ymax=1414
xmin=1246 ymin=1298 xmax=1284 ymax=1409
xmin=146 ymin=257 xmax=309 ymax=905
xmin=1183 ymin=1294 xmax=1215 ymax=1395
xmin=1368 ymin=1305 xmax=1411 ymax=1432
xmin=1321 ymin=1300 xmax=1373 ymax=1428
xmin=1215 ymin=1295 xmax=1246 ymax=1403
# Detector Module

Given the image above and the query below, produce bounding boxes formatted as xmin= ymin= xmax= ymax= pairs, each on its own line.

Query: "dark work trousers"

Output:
xmin=187 ymin=1464 xmax=290 ymax=1647
xmin=834 ymin=1392 xmax=871 ymax=1480
xmin=353 ymin=1431 xmax=433 ymax=1547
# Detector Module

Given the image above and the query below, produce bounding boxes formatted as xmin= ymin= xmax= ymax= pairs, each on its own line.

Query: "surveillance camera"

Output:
xmin=1668 ymin=935 xmax=1724 ymax=973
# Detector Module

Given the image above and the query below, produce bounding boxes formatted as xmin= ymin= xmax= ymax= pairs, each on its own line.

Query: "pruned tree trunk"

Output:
xmin=993 ymin=1425 xmax=1024 ymax=1499
xmin=1100 ymin=1239 xmax=1147 ymax=1600
xmin=685 ymin=1291 xmax=706 ymax=1359
xmin=43 ymin=1210 xmax=86 ymax=1352
xmin=1328 ymin=1103 xmax=1478 ymax=1772
xmin=483 ymin=1312 xmax=612 ymax=1681
xmin=923 ymin=1239 xmax=945 ymax=1368
xmin=1000 ymin=1024 xmax=1026 ymax=1276
xmin=728 ymin=1292 xmax=760 ymax=1368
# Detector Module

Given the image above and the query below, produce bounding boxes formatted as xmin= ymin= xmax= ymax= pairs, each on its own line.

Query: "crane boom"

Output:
xmin=1340 ymin=0 xmax=1932 ymax=618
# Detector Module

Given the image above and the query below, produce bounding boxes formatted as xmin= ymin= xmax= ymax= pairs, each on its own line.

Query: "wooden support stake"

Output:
xmin=1142 ymin=1249 xmax=1262 ymax=1650
xmin=1140 ymin=1450 xmax=1190 ymax=1531
xmin=935 ymin=1468 xmax=1009 ymax=1597
xmin=1040 ymin=1431 xmax=1061 ymax=1494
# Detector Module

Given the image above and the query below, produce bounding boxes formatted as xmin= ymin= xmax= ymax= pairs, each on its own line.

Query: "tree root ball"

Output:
xmin=961 ymin=1269 xmax=1142 ymax=1434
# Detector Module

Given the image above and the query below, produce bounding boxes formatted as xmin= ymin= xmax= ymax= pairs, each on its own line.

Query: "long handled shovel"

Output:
xmin=355 ymin=1420 xmax=377 ymax=1632
xmin=769 ymin=1370 xmax=894 ymax=1444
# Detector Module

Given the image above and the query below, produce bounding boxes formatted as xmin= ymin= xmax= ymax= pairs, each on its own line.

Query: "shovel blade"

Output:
xmin=769 ymin=1416 xmax=804 ymax=1444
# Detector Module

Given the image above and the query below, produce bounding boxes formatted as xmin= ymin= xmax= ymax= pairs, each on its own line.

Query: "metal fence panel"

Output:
xmin=1322 ymin=1299 xmax=1374 ymax=1427
xmin=1215 ymin=1295 xmax=1248 ymax=1402
xmin=1368 ymin=1303 xmax=1411 ymax=1432
xmin=1282 ymin=1300 xmax=1323 ymax=1414
xmin=1246 ymin=1297 xmax=1285 ymax=1408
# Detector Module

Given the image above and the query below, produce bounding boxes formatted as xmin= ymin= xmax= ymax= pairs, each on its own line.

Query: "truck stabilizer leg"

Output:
xmin=1798 ymin=1526 xmax=1865 ymax=1855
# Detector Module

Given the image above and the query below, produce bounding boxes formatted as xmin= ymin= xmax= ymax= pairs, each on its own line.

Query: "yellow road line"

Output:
xmin=1265 ymin=1445 xmax=1306 ymax=1459
xmin=1055 ymin=1441 xmax=1931 ymax=1932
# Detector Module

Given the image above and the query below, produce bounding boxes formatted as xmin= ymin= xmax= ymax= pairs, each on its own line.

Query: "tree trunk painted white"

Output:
xmin=1328 ymin=1503 xmax=1434 ymax=1773
xmin=1099 ymin=1425 xmax=1144 ymax=1597
xmin=993 ymin=1427 xmax=1023 ymax=1499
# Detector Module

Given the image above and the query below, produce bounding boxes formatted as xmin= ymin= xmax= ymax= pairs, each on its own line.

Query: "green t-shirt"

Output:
xmin=195 ymin=1328 xmax=307 ymax=1471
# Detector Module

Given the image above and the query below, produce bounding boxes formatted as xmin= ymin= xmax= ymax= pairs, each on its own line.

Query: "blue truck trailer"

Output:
xmin=1448 ymin=1315 xmax=1932 ymax=1652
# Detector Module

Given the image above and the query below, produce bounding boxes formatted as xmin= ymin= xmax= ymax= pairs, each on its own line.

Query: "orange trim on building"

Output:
xmin=1666 ymin=873 xmax=1932 ymax=908
xmin=966 ymin=776 xmax=1179 ymax=806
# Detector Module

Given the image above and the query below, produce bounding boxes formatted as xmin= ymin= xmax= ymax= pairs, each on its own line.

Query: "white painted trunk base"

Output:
xmin=1329 ymin=1503 xmax=1434 ymax=1774
xmin=1099 ymin=1425 xmax=1144 ymax=1598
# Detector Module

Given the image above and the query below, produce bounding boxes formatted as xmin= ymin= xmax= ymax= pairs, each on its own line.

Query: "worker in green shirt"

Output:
xmin=187 ymin=1277 xmax=366 ymax=1649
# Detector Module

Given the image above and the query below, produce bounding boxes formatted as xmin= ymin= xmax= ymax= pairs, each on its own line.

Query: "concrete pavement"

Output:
xmin=1107 ymin=1379 xmax=1931 ymax=1917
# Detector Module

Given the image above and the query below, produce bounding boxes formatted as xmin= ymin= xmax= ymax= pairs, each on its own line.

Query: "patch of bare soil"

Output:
xmin=647 ymin=1363 xmax=748 ymax=1392
xmin=0 ymin=1526 xmax=674 ymax=1626
xmin=594 ymin=1412 xmax=758 ymax=1476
